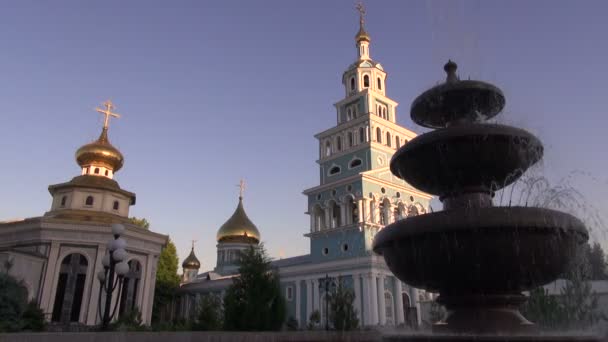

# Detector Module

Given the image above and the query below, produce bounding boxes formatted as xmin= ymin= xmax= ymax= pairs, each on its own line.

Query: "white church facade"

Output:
xmin=177 ymin=11 xmax=434 ymax=328
xmin=0 ymin=101 xmax=168 ymax=326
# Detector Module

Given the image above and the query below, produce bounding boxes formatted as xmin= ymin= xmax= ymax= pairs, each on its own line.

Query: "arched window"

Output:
xmin=359 ymin=127 xmax=365 ymax=143
xmin=349 ymin=159 xmax=362 ymax=168
xmin=346 ymin=108 xmax=352 ymax=121
xmin=313 ymin=205 xmax=326 ymax=232
xmin=325 ymin=141 xmax=331 ymax=157
xmin=408 ymin=205 xmax=419 ymax=217
xmin=113 ymin=201 xmax=119 ymax=210
xmin=376 ymin=127 xmax=382 ymax=143
xmin=85 ymin=196 xmax=94 ymax=206
xmin=105 ymin=170 xmax=109 ymax=176
xmin=386 ymin=132 xmax=392 ymax=147
xmin=378 ymin=77 xmax=382 ymax=90
xmin=330 ymin=201 xmax=341 ymax=228
xmin=347 ymin=131 xmax=353 ymax=147
xmin=346 ymin=197 xmax=358 ymax=224
xmin=395 ymin=136 xmax=400 ymax=148
xmin=94 ymin=168 xmax=100 ymax=174
xmin=385 ymin=292 xmax=395 ymax=325
xmin=350 ymin=77 xmax=355 ymax=91
xmin=363 ymin=75 xmax=370 ymax=88
xmin=336 ymin=136 xmax=342 ymax=151
xmin=329 ymin=166 xmax=341 ymax=175
xmin=383 ymin=107 xmax=387 ymax=119
xmin=60 ymin=196 xmax=67 ymax=207
xmin=51 ymin=253 xmax=88 ymax=323
xmin=119 ymin=260 xmax=142 ymax=315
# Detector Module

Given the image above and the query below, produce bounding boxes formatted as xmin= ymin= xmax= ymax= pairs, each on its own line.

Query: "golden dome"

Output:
xmin=355 ymin=25 xmax=370 ymax=43
xmin=182 ymin=248 xmax=201 ymax=269
xmin=75 ymin=127 xmax=124 ymax=172
xmin=216 ymin=197 xmax=260 ymax=244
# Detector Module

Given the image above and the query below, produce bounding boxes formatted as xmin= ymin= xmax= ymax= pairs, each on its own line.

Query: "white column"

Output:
xmin=313 ymin=279 xmax=320 ymax=313
xmin=295 ymin=280 xmax=301 ymax=326
xmin=353 ymin=273 xmax=362 ymax=323
xmin=86 ymin=244 xmax=107 ymax=324
xmin=357 ymin=199 xmax=364 ymax=224
xmin=361 ymin=274 xmax=370 ymax=326
xmin=306 ymin=279 xmax=313 ymax=322
xmin=378 ymin=276 xmax=386 ymax=325
xmin=409 ymin=287 xmax=422 ymax=326
xmin=310 ymin=213 xmax=315 ymax=232
xmin=395 ymin=280 xmax=405 ymax=325
xmin=370 ymin=274 xmax=378 ymax=325
xmin=324 ymin=208 xmax=331 ymax=229
xmin=39 ymin=241 xmax=60 ymax=318
xmin=140 ymin=253 xmax=157 ymax=324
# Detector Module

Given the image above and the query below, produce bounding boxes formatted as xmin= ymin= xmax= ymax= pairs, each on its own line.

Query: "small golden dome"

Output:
xmin=182 ymin=248 xmax=201 ymax=269
xmin=216 ymin=197 xmax=260 ymax=244
xmin=355 ymin=25 xmax=370 ymax=43
xmin=75 ymin=128 xmax=124 ymax=172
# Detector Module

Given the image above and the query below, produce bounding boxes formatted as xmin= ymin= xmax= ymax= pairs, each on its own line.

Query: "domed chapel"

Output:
xmin=0 ymin=101 xmax=168 ymax=326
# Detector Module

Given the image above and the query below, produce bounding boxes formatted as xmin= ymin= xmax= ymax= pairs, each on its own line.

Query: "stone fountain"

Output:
xmin=373 ymin=61 xmax=599 ymax=341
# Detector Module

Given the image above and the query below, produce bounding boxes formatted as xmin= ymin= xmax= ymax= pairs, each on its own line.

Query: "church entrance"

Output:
xmin=51 ymin=253 xmax=88 ymax=323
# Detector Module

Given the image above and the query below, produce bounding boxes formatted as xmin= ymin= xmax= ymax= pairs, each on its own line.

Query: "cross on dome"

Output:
xmin=95 ymin=100 xmax=121 ymax=129
xmin=237 ymin=179 xmax=246 ymax=199
xmin=356 ymin=1 xmax=366 ymax=26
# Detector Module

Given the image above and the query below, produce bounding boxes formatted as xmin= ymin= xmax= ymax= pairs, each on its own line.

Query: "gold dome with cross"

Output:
xmin=216 ymin=180 xmax=261 ymax=244
xmin=75 ymin=100 xmax=124 ymax=173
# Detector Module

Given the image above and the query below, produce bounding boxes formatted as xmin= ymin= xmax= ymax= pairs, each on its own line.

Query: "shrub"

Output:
xmin=0 ymin=272 xmax=29 ymax=332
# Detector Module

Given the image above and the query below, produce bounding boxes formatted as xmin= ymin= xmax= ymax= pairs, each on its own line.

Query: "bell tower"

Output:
xmin=303 ymin=4 xmax=432 ymax=263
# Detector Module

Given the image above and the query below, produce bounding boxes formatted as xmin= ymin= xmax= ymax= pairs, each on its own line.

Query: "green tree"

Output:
xmin=328 ymin=279 xmax=359 ymax=331
xmin=559 ymin=249 xmax=606 ymax=329
xmin=523 ymin=247 xmax=606 ymax=331
xmin=223 ymin=245 xmax=286 ymax=331
xmin=522 ymin=287 xmax=565 ymax=329
xmin=192 ymin=294 xmax=223 ymax=331
xmin=586 ymin=242 xmax=607 ymax=280
xmin=152 ymin=238 xmax=181 ymax=323
xmin=0 ymin=272 xmax=28 ymax=332
xmin=307 ymin=310 xmax=320 ymax=330
xmin=428 ymin=300 xmax=446 ymax=324
xmin=129 ymin=217 xmax=150 ymax=229
xmin=20 ymin=301 xmax=46 ymax=332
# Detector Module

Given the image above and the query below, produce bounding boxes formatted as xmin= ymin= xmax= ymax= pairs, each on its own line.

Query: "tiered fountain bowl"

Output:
xmin=373 ymin=61 xmax=595 ymax=341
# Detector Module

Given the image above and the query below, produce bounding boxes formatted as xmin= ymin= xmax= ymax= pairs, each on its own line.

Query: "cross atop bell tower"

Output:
xmin=355 ymin=2 xmax=371 ymax=60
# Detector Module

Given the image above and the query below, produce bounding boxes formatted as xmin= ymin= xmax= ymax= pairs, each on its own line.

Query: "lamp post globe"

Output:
xmin=111 ymin=223 xmax=125 ymax=236
xmin=113 ymin=248 xmax=127 ymax=263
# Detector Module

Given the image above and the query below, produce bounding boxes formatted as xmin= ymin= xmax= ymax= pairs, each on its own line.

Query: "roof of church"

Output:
xmin=48 ymin=175 xmax=136 ymax=204
xmin=216 ymin=196 xmax=260 ymax=244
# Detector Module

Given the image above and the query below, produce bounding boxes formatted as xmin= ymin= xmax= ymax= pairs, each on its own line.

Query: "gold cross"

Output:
xmin=95 ymin=100 xmax=121 ymax=129
xmin=356 ymin=1 xmax=366 ymax=24
xmin=237 ymin=179 xmax=246 ymax=198
xmin=191 ymin=239 xmax=197 ymax=249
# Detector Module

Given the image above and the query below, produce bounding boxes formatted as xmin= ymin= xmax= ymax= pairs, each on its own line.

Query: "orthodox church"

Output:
xmin=177 ymin=11 xmax=433 ymax=328
xmin=0 ymin=102 xmax=168 ymax=326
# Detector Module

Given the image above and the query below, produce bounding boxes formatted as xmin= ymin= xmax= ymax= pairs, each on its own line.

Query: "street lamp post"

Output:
xmin=319 ymin=274 xmax=336 ymax=331
xmin=97 ymin=223 xmax=130 ymax=330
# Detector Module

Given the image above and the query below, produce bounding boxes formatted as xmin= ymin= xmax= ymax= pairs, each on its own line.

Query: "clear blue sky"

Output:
xmin=1 ymin=1 xmax=606 ymax=270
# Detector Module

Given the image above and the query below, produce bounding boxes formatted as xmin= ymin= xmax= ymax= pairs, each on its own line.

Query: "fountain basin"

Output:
xmin=373 ymin=207 xmax=587 ymax=294
xmin=411 ymin=80 xmax=505 ymax=129
xmin=390 ymin=124 xmax=543 ymax=197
